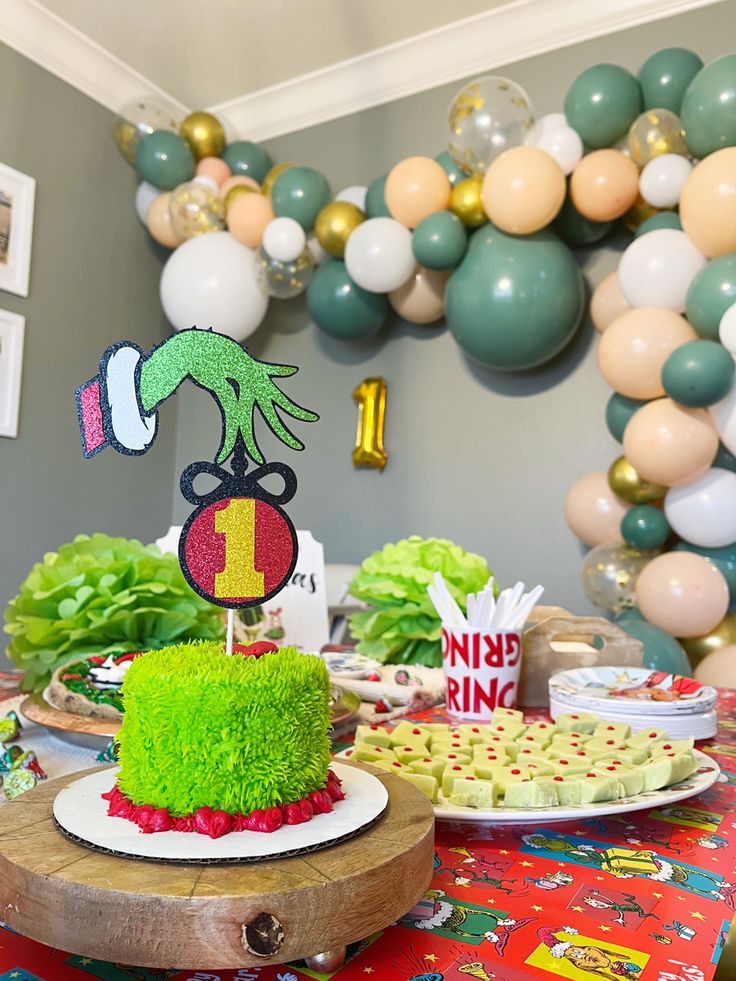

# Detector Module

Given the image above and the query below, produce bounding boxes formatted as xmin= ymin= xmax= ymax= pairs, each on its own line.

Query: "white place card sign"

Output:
xmin=155 ymin=527 xmax=330 ymax=654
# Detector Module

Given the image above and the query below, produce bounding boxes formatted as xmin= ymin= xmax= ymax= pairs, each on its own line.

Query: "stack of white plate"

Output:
xmin=548 ymin=666 xmax=718 ymax=740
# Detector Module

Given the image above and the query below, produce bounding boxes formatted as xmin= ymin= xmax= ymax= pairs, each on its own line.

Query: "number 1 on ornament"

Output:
xmin=214 ymin=498 xmax=265 ymax=599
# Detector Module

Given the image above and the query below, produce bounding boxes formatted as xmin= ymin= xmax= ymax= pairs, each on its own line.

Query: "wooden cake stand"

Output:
xmin=0 ymin=762 xmax=435 ymax=970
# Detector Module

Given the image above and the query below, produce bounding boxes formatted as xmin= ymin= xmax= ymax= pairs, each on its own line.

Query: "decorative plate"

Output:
xmin=549 ymin=667 xmax=717 ymax=714
xmin=335 ymin=749 xmax=720 ymax=826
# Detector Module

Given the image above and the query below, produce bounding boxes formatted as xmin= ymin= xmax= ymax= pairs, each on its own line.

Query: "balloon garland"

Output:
xmin=116 ymin=49 xmax=736 ymax=681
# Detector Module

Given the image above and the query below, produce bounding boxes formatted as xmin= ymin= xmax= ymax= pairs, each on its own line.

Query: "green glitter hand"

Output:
xmin=136 ymin=330 xmax=317 ymax=464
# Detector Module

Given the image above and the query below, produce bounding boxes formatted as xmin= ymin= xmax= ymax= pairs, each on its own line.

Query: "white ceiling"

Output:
xmin=0 ymin=0 xmax=726 ymax=140
xmin=34 ymin=0 xmax=506 ymax=108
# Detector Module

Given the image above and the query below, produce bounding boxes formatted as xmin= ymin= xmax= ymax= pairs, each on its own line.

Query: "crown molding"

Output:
xmin=211 ymin=0 xmax=722 ymax=141
xmin=0 ymin=0 xmax=189 ymax=116
xmin=0 ymin=0 xmax=723 ymax=140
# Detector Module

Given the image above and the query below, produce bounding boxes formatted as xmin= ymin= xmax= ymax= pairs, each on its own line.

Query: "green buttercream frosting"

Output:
xmin=116 ymin=641 xmax=332 ymax=815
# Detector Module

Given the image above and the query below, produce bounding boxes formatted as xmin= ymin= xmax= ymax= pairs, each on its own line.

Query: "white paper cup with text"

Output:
xmin=442 ymin=627 xmax=522 ymax=723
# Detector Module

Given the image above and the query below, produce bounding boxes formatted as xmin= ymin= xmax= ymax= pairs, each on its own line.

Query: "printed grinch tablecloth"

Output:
xmin=1 ymin=693 xmax=736 ymax=981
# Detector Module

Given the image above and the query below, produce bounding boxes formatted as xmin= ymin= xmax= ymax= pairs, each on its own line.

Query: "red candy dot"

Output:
xmin=586 ymin=772 xmax=596 ymax=777
xmin=452 ymin=765 xmax=462 ymax=771
xmin=663 ymin=744 xmax=672 ymax=750
xmin=472 ymin=727 xmax=480 ymax=733
xmin=497 ymin=726 xmax=505 ymax=731
xmin=448 ymin=754 xmax=459 ymax=760
xmin=606 ymin=766 xmax=616 ymax=771
xmin=576 ymin=752 xmax=586 ymax=757
xmin=423 ymin=757 xmax=431 ymax=762
xmin=466 ymin=776 xmax=476 ymax=781
xmin=571 ymin=715 xmax=579 ymax=719
xmin=392 ymin=762 xmax=401 ymax=768
xmin=554 ymin=776 xmax=563 ymax=781
xmin=649 ymin=732 xmax=657 ymax=738
xmin=606 ymin=726 xmax=615 ymax=731
xmin=606 ymin=740 xmax=614 ymax=745
xmin=511 ymin=769 xmax=521 ymax=775
xmin=370 ymin=725 xmax=379 ymax=730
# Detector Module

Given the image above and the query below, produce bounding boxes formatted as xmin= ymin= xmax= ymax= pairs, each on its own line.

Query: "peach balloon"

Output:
xmin=226 ymin=193 xmax=274 ymax=249
xmin=636 ymin=551 xmax=729 ymax=638
xmin=680 ymin=147 xmax=736 ymax=258
xmin=570 ymin=150 xmax=640 ymax=222
xmin=564 ymin=471 xmax=630 ymax=547
xmin=196 ymin=156 xmax=232 ymax=187
xmin=220 ymin=175 xmax=260 ymax=200
xmin=385 ymin=156 xmax=451 ymax=229
xmin=694 ymin=645 xmax=736 ymax=687
xmin=591 ymin=271 xmax=630 ymax=333
xmin=481 ymin=146 xmax=566 ymax=235
xmin=623 ymin=397 xmax=718 ymax=487
xmin=597 ymin=308 xmax=697 ymax=400
xmin=388 ymin=267 xmax=449 ymax=324
xmin=146 ymin=192 xmax=182 ymax=249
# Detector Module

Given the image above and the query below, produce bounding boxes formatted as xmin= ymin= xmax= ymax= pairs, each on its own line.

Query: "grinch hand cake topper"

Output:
xmin=76 ymin=328 xmax=318 ymax=613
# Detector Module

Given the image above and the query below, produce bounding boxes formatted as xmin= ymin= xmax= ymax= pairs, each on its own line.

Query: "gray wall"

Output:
xmin=174 ymin=2 xmax=735 ymax=614
xmin=0 ymin=44 xmax=176 ymax=660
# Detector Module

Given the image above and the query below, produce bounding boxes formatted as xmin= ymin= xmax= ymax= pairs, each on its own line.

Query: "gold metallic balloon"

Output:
xmin=608 ymin=455 xmax=667 ymax=505
xmin=623 ymin=194 xmax=661 ymax=231
xmin=113 ymin=96 xmax=181 ymax=164
xmin=315 ymin=201 xmax=365 ymax=257
xmin=680 ymin=612 xmax=736 ymax=667
xmin=627 ymin=109 xmax=687 ymax=167
xmin=180 ymin=111 xmax=226 ymax=160
xmin=449 ymin=176 xmax=487 ymax=228
xmin=224 ymin=184 xmax=257 ymax=212
xmin=168 ymin=180 xmax=225 ymax=240
xmin=353 ymin=378 xmax=388 ymax=470
xmin=262 ymin=162 xmax=296 ymax=199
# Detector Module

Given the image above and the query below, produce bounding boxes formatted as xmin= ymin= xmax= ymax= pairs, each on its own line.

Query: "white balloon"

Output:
xmin=719 ymin=304 xmax=736 ymax=354
xmin=618 ymin=229 xmax=706 ymax=312
xmin=639 ymin=154 xmax=693 ymax=209
xmin=526 ymin=112 xmax=568 ymax=144
xmin=262 ymin=216 xmax=306 ymax=263
xmin=307 ymin=233 xmax=329 ymax=266
xmin=665 ymin=467 xmax=736 ymax=547
xmin=159 ymin=232 xmax=268 ymax=341
xmin=336 ymin=185 xmax=368 ymax=210
xmin=535 ymin=125 xmax=583 ymax=175
xmin=344 ymin=217 xmax=415 ymax=293
xmin=710 ymin=366 xmax=736 ymax=453
xmin=135 ymin=182 xmax=159 ymax=224
xmin=192 ymin=174 xmax=219 ymax=194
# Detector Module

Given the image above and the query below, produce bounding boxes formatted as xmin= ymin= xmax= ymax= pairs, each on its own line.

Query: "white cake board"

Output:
xmin=53 ymin=763 xmax=387 ymax=863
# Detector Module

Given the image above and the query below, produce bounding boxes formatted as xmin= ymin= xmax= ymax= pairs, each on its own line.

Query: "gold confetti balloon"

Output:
xmin=168 ymin=180 xmax=225 ymax=241
xmin=113 ymin=96 xmax=181 ymax=164
xmin=180 ymin=111 xmax=226 ymax=160
xmin=446 ymin=75 xmax=535 ymax=176
xmin=581 ymin=542 xmax=657 ymax=614
xmin=254 ymin=245 xmax=314 ymax=299
xmin=315 ymin=201 xmax=365 ymax=257
xmin=627 ymin=109 xmax=688 ymax=167
xmin=449 ymin=176 xmax=487 ymax=228
xmin=608 ymin=455 xmax=667 ymax=504
xmin=262 ymin=162 xmax=296 ymax=199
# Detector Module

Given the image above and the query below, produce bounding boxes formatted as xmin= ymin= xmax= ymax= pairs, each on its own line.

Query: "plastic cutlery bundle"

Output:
xmin=428 ymin=573 xmax=544 ymax=631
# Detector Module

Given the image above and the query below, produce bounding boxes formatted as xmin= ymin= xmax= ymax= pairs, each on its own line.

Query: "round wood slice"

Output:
xmin=0 ymin=762 xmax=435 ymax=970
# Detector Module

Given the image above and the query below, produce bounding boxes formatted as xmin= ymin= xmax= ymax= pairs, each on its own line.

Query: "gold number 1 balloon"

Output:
xmin=352 ymin=378 xmax=387 ymax=470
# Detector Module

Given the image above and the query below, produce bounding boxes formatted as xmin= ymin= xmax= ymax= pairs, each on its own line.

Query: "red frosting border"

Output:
xmin=102 ymin=768 xmax=346 ymax=838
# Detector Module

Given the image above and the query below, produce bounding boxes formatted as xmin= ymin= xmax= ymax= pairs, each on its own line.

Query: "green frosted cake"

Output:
xmin=108 ymin=641 xmax=335 ymax=833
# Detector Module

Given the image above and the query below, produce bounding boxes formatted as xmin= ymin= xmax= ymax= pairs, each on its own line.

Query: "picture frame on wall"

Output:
xmin=0 ymin=163 xmax=36 ymax=297
xmin=0 ymin=309 xmax=26 ymax=438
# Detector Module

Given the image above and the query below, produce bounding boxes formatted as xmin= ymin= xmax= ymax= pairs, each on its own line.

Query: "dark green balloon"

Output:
xmin=365 ymin=174 xmax=390 ymax=218
xmin=606 ymin=393 xmax=646 ymax=442
xmin=681 ymin=54 xmax=736 ymax=158
xmin=445 ymin=225 xmax=584 ymax=371
xmin=271 ymin=166 xmax=332 ymax=231
xmin=674 ymin=539 xmax=736 ymax=603
xmin=564 ymin=64 xmax=642 ymax=149
xmin=621 ymin=505 xmax=670 ymax=549
xmin=637 ymin=47 xmax=703 ymax=113
xmin=685 ymin=253 xmax=736 ymax=340
xmin=221 ymin=141 xmax=273 ymax=183
xmin=435 ymin=151 xmax=467 ymax=187
xmin=715 ymin=442 xmax=736 ymax=472
xmin=552 ymin=193 xmax=613 ymax=246
xmin=635 ymin=212 xmax=682 ymax=238
xmin=662 ymin=339 xmax=735 ymax=407
xmin=412 ymin=211 xmax=467 ymax=270
xmin=617 ymin=617 xmax=692 ymax=675
xmin=307 ymin=260 xmax=388 ymax=340
xmin=135 ymin=130 xmax=195 ymax=190
xmin=615 ymin=606 xmax=645 ymax=623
